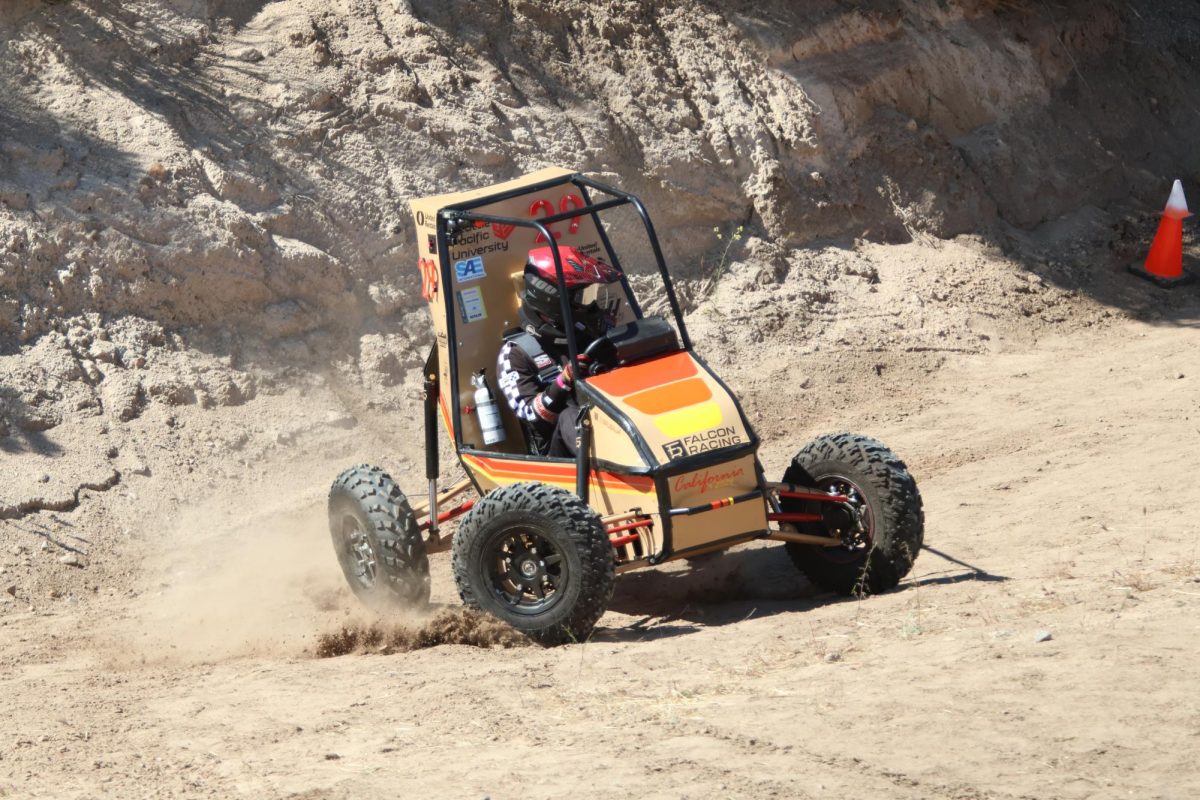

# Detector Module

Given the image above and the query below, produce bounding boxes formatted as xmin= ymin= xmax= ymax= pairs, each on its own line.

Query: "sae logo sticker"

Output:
xmin=454 ymin=256 xmax=486 ymax=283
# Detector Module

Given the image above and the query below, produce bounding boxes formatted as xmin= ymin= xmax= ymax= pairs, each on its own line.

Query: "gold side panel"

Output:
xmin=665 ymin=454 xmax=766 ymax=552
xmin=589 ymin=406 xmax=647 ymax=473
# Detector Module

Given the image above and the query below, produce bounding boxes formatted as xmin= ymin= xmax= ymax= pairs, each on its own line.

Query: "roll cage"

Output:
xmin=439 ymin=172 xmax=696 ymax=438
xmin=435 ymin=172 xmax=694 ymax=459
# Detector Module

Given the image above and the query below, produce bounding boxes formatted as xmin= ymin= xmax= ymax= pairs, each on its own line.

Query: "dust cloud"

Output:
xmin=104 ymin=493 xmax=358 ymax=665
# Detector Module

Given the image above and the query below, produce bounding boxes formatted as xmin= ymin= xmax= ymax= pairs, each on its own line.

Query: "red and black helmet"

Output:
xmin=521 ymin=246 xmax=623 ymax=344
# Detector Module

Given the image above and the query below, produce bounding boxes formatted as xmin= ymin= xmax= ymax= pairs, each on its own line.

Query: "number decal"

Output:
xmin=559 ymin=194 xmax=584 ymax=235
xmin=529 ymin=198 xmax=558 ymax=244
xmin=529 ymin=194 xmax=586 ymax=243
xmin=419 ymin=258 xmax=439 ymax=302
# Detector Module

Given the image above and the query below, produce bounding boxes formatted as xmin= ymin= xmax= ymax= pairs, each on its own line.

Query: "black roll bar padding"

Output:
xmin=622 ymin=196 xmax=692 ymax=351
xmin=424 ymin=345 xmax=438 ymax=481
xmin=435 ymin=212 xmax=465 ymax=451
xmin=446 ymin=181 xmax=692 ymax=348
xmin=575 ymin=404 xmax=593 ymax=502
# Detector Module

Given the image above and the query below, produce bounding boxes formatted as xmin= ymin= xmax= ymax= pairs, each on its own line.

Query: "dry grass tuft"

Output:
xmin=1112 ymin=569 xmax=1158 ymax=593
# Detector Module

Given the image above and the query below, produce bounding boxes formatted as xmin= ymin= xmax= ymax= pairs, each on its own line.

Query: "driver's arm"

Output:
xmin=497 ymin=342 xmax=572 ymax=430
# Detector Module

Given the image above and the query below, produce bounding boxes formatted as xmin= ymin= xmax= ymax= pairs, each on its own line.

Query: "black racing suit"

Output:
xmin=496 ymin=337 xmax=580 ymax=457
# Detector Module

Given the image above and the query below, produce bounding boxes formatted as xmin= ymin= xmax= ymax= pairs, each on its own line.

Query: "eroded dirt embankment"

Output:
xmin=3 ymin=5 xmax=1200 ymax=797
xmin=3 ymin=0 xmax=1198 ymax=506
xmin=1 ymin=0 xmax=1198 ymax=611
xmin=2 ymin=0 xmax=1197 ymax=343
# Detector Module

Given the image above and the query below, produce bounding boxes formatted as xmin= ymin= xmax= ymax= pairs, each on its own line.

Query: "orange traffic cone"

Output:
xmin=1129 ymin=180 xmax=1194 ymax=288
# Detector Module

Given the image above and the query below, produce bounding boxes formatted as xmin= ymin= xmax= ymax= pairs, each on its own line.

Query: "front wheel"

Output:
xmin=452 ymin=482 xmax=614 ymax=646
xmin=328 ymin=464 xmax=430 ymax=608
xmin=781 ymin=433 xmax=923 ymax=595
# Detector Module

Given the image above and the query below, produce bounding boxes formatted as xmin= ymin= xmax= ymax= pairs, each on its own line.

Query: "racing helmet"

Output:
xmin=520 ymin=245 xmax=624 ymax=345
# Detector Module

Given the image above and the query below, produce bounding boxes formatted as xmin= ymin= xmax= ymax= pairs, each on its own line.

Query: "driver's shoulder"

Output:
xmin=503 ymin=332 xmax=558 ymax=372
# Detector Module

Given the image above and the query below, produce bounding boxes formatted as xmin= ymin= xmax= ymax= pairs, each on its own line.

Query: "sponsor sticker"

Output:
xmin=491 ymin=222 xmax=515 ymax=240
xmin=457 ymin=286 xmax=487 ymax=323
xmin=450 ymin=227 xmax=510 ymax=261
xmin=662 ymin=426 xmax=744 ymax=460
xmin=454 ymin=256 xmax=486 ymax=283
xmin=673 ymin=466 xmax=745 ymax=495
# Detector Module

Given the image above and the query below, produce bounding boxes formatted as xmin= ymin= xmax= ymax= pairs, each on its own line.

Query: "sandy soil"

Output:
xmin=3 ymin=1 xmax=1200 ymax=798
xmin=4 ymin=299 xmax=1200 ymax=799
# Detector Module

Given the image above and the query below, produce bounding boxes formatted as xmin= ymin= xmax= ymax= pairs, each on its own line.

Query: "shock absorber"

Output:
xmin=424 ymin=350 xmax=439 ymax=545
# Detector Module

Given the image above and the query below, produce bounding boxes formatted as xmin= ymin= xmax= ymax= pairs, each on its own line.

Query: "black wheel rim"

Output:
xmin=483 ymin=524 xmax=567 ymax=616
xmin=812 ymin=474 xmax=874 ymax=564
xmin=339 ymin=514 xmax=377 ymax=590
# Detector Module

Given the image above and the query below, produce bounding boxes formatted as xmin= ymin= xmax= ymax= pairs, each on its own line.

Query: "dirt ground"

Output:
xmin=4 ymin=293 xmax=1200 ymax=799
xmin=4 ymin=0 xmax=1200 ymax=797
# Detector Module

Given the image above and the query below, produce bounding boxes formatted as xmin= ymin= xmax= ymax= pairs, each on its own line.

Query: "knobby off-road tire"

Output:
xmin=328 ymin=464 xmax=430 ymax=609
xmin=452 ymin=482 xmax=614 ymax=646
xmin=781 ymin=433 xmax=923 ymax=596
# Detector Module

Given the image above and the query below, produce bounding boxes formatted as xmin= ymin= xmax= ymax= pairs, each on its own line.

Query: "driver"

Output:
xmin=497 ymin=245 xmax=623 ymax=456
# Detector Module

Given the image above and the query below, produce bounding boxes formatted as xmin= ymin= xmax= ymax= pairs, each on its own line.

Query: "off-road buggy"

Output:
xmin=329 ymin=168 xmax=924 ymax=645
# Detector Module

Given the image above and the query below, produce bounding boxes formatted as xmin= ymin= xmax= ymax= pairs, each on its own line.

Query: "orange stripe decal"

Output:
xmin=588 ymin=351 xmax=697 ymax=398
xmin=469 ymin=457 xmax=577 ymax=479
xmin=624 ymin=377 xmax=712 ymax=415
xmin=438 ymin=394 xmax=456 ymax=443
xmin=463 ymin=454 xmax=655 ymax=494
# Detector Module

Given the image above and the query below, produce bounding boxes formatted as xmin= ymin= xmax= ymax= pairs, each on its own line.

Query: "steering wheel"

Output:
xmin=580 ymin=334 xmax=618 ymax=377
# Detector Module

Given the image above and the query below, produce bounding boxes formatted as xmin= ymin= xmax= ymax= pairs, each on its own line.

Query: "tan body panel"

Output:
xmin=662 ymin=454 xmax=767 ymax=553
xmin=461 ymin=452 xmax=657 ymax=518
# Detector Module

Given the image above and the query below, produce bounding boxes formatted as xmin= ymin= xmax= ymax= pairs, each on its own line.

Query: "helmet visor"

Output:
xmin=572 ymin=283 xmax=623 ymax=337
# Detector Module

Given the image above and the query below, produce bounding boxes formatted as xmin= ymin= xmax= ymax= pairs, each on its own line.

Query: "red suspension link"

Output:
xmin=419 ymin=500 xmax=475 ymax=531
xmin=607 ymin=517 xmax=653 ymax=549
xmin=767 ymin=512 xmax=822 ymax=523
xmin=776 ymin=489 xmax=849 ymax=503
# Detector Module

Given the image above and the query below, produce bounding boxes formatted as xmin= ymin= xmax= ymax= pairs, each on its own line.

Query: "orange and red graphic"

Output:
xmin=590 ymin=353 xmax=735 ymax=448
xmin=530 ymin=194 xmax=586 ymax=244
xmin=462 ymin=453 xmax=655 ymax=497
xmin=419 ymin=257 xmax=439 ymax=301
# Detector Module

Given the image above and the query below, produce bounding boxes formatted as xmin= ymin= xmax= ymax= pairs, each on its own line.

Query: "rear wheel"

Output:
xmin=328 ymin=464 xmax=430 ymax=608
xmin=781 ymin=433 xmax=923 ymax=595
xmin=452 ymin=482 xmax=614 ymax=646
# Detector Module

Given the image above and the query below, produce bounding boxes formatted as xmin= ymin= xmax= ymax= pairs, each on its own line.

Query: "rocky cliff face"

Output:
xmin=1 ymin=0 xmax=1196 ymax=351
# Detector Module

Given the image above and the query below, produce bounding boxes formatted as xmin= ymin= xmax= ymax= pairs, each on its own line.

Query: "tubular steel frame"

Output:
xmin=424 ymin=172 xmax=848 ymax=564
